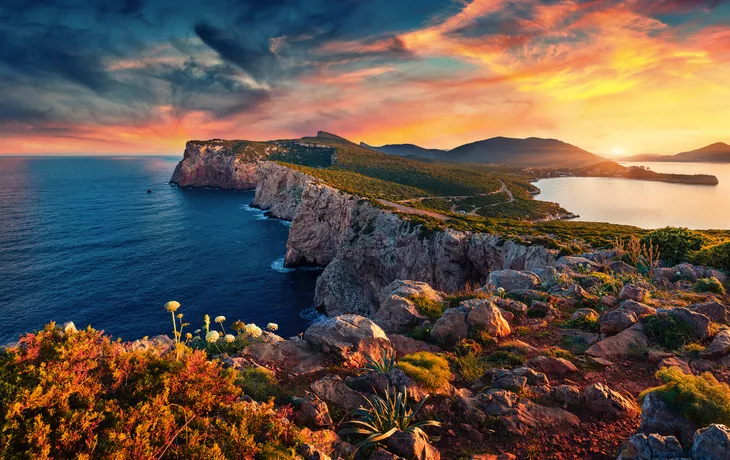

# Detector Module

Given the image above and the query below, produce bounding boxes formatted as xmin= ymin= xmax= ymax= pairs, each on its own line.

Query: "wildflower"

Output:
xmin=496 ymin=287 xmax=505 ymax=294
xmin=676 ymin=271 xmax=682 ymax=277
xmin=232 ymin=320 xmax=245 ymax=331
xmin=164 ymin=301 xmax=181 ymax=313
xmin=186 ymin=333 xmax=193 ymax=340
xmin=177 ymin=313 xmax=183 ymax=319
xmin=215 ymin=316 xmax=226 ymax=324
xmin=267 ymin=323 xmax=279 ymax=332
xmin=194 ymin=329 xmax=201 ymax=334
xmin=206 ymin=331 xmax=220 ymax=343
xmin=224 ymin=334 xmax=236 ymax=343
xmin=245 ymin=323 xmax=263 ymax=338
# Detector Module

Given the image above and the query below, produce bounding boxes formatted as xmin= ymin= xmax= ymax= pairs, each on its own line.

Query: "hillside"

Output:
xmin=360 ymin=142 xmax=447 ymax=160
xmin=447 ymin=136 xmax=606 ymax=168
xmin=625 ymin=142 xmax=730 ymax=163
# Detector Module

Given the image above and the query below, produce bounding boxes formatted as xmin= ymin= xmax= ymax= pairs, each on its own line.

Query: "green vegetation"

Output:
xmin=364 ymin=349 xmax=397 ymax=374
xmin=396 ymin=352 xmax=452 ymax=391
xmin=641 ymin=227 xmax=707 ymax=266
xmin=691 ymin=241 xmax=730 ymax=271
xmin=0 ymin=324 xmax=300 ymax=459
xmin=339 ymin=386 xmax=440 ymax=448
xmin=694 ymin=277 xmax=726 ymax=295
xmin=453 ymin=352 xmax=486 ymax=382
xmin=237 ymin=367 xmax=280 ymax=402
xmin=640 ymin=367 xmax=730 ymax=426
xmin=560 ymin=315 xmax=600 ymax=333
xmin=643 ymin=314 xmax=695 ymax=350
xmin=485 ymin=350 xmax=527 ymax=367
xmin=541 ymin=347 xmax=574 ymax=360
xmin=409 ymin=294 xmax=445 ymax=319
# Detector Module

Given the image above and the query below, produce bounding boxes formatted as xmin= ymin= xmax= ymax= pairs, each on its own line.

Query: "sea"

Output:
xmin=0 ymin=156 xmax=322 ymax=344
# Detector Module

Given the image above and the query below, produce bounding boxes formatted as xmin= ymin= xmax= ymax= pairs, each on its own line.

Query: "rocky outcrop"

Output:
xmin=375 ymin=280 xmax=442 ymax=333
xmin=170 ymin=141 xmax=260 ymax=189
xmin=302 ymin=314 xmax=392 ymax=367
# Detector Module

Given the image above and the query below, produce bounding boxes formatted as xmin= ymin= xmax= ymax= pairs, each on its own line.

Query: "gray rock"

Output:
xmin=386 ymin=431 xmax=441 ymax=460
xmin=688 ymin=301 xmax=729 ymax=325
xmin=389 ymin=334 xmax=442 ymax=357
xmin=375 ymin=280 xmax=440 ymax=333
xmin=527 ymin=356 xmax=578 ymax=375
xmin=554 ymin=256 xmax=602 ymax=272
xmin=610 ymin=260 xmax=637 ymax=275
xmin=584 ymin=383 xmax=638 ymax=418
xmin=586 ymin=324 xmax=648 ymax=358
xmin=430 ymin=307 xmax=470 ymax=346
xmin=310 ymin=376 xmax=367 ymax=411
xmin=618 ymin=433 xmax=683 ymax=460
xmin=599 ymin=309 xmax=639 ymax=335
xmin=702 ymin=329 xmax=730 ymax=360
xmin=486 ymin=269 xmax=541 ymax=292
xmin=462 ymin=299 xmax=511 ymax=338
xmin=298 ymin=393 xmax=333 ymax=428
xmin=494 ymin=298 xmax=529 ymax=316
xmin=620 ymin=284 xmax=649 ymax=302
xmin=551 ymin=385 xmax=583 ymax=410
xmin=620 ymin=300 xmax=657 ymax=317
xmin=691 ymin=424 xmax=730 ymax=460
xmin=639 ymin=392 xmax=697 ymax=446
xmin=303 ymin=314 xmax=392 ymax=367
xmin=571 ymin=308 xmax=599 ymax=321
xmin=664 ymin=308 xmax=712 ymax=341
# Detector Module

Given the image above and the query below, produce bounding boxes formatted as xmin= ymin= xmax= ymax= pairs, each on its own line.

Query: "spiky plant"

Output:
xmin=339 ymin=386 xmax=440 ymax=447
xmin=364 ymin=349 xmax=397 ymax=374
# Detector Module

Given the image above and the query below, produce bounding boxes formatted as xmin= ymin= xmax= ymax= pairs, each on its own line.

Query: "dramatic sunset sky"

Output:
xmin=1 ymin=0 xmax=728 ymax=156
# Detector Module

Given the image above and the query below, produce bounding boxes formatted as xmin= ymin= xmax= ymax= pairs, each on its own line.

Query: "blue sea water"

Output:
xmin=0 ymin=156 xmax=322 ymax=344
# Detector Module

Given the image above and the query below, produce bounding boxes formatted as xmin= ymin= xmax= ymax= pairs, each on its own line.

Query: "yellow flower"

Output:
xmin=224 ymin=334 xmax=236 ymax=343
xmin=185 ymin=333 xmax=193 ymax=340
xmin=164 ymin=301 xmax=181 ymax=313
xmin=205 ymin=331 xmax=220 ymax=343
xmin=244 ymin=323 xmax=262 ymax=338
xmin=176 ymin=313 xmax=183 ymax=319
xmin=232 ymin=320 xmax=245 ymax=331
xmin=266 ymin=323 xmax=278 ymax=332
xmin=214 ymin=315 xmax=226 ymax=324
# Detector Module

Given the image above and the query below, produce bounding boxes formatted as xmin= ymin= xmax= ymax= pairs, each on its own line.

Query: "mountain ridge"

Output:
xmin=625 ymin=142 xmax=730 ymax=163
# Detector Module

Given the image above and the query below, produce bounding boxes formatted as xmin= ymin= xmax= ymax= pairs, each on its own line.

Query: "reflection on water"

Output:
xmin=534 ymin=162 xmax=730 ymax=229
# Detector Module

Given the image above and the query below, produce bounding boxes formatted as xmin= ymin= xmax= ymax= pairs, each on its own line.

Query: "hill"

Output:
xmin=360 ymin=142 xmax=447 ymax=160
xmin=447 ymin=136 xmax=606 ymax=168
xmin=625 ymin=142 xmax=730 ymax=163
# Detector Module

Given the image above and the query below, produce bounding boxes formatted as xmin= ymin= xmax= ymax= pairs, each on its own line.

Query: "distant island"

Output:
xmin=624 ymin=142 xmax=730 ymax=163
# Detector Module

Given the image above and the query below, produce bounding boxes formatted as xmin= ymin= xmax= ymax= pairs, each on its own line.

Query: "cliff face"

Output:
xmin=170 ymin=141 xmax=259 ymax=189
xmin=251 ymin=162 xmax=556 ymax=316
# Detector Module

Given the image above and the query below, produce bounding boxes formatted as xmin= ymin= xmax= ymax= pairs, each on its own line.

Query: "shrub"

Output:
xmin=694 ymin=277 xmax=726 ymax=295
xmin=396 ymin=352 xmax=452 ymax=391
xmin=690 ymin=241 xmax=730 ymax=271
xmin=453 ymin=352 xmax=486 ymax=383
xmin=364 ymin=349 xmax=397 ymax=374
xmin=541 ymin=347 xmax=574 ymax=360
xmin=643 ymin=314 xmax=695 ymax=350
xmin=0 ymin=324 xmax=300 ymax=459
xmin=409 ymin=294 xmax=445 ymax=319
xmin=237 ymin=367 xmax=280 ymax=402
xmin=485 ymin=350 xmax=526 ymax=367
xmin=640 ymin=367 xmax=730 ymax=426
xmin=641 ymin=227 xmax=706 ymax=266
xmin=339 ymin=386 xmax=440 ymax=448
xmin=681 ymin=343 xmax=705 ymax=360
xmin=560 ymin=316 xmax=600 ymax=333
xmin=408 ymin=325 xmax=432 ymax=342
xmin=455 ymin=338 xmax=483 ymax=356
xmin=560 ymin=336 xmax=590 ymax=354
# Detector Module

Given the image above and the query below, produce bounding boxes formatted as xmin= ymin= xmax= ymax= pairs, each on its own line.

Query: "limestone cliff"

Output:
xmin=170 ymin=141 xmax=260 ymax=189
xmin=250 ymin=162 xmax=556 ymax=316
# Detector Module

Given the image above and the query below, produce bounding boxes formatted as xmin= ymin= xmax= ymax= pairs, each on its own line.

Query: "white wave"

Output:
xmin=299 ymin=306 xmax=326 ymax=323
xmin=279 ymin=220 xmax=292 ymax=227
xmin=270 ymin=257 xmax=294 ymax=273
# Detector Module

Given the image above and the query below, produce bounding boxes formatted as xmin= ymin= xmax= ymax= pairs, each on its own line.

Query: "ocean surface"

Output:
xmin=534 ymin=162 xmax=730 ymax=230
xmin=0 ymin=157 xmax=322 ymax=344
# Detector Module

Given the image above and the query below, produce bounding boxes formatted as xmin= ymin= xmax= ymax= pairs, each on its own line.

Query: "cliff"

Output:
xmin=251 ymin=162 xmax=555 ymax=316
xmin=170 ymin=141 xmax=260 ymax=189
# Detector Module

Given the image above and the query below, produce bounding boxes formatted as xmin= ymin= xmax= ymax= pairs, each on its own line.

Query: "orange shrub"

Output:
xmin=0 ymin=324 xmax=300 ymax=459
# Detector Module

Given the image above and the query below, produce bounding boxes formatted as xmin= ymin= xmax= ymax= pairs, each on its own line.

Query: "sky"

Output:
xmin=1 ymin=0 xmax=729 ymax=156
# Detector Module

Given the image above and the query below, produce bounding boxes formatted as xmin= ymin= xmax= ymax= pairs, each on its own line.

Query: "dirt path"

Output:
xmin=376 ymin=199 xmax=450 ymax=221
xmin=482 ymin=179 xmax=514 ymax=207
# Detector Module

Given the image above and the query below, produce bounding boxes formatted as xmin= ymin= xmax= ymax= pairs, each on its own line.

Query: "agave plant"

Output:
xmin=363 ymin=349 xmax=397 ymax=374
xmin=339 ymin=386 xmax=440 ymax=447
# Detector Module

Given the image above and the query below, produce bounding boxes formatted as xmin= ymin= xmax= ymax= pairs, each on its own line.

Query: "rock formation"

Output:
xmin=170 ymin=141 xmax=260 ymax=189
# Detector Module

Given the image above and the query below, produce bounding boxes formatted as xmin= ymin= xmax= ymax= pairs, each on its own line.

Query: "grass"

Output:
xmin=485 ymin=350 xmax=527 ymax=367
xmin=409 ymin=294 xmax=445 ymax=319
xmin=560 ymin=316 xmax=600 ymax=333
xmin=640 ymin=367 xmax=730 ymax=426
xmin=396 ymin=352 xmax=452 ymax=391
xmin=453 ymin=352 xmax=487 ymax=383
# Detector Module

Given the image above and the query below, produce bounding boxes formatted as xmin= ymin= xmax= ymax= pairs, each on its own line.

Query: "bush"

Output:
xmin=560 ymin=316 xmax=600 ymax=333
xmin=541 ymin=347 xmax=574 ymax=360
xmin=485 ymin=350 xmax=526 ymax=367
xmin=690 ymin=241 xmax=730 ymax=271
xmin=0 ymin=324 xmax=300 ymax=459
xmin=237 ymin=367 xmax=280 ymax=402
xmin=641 ymin=227 xmax=706 ymax=266
xmin=396 ymin=352 xmax=452 ymax=391
xmin=640 ymin=367 xmax=730 ymax=426
xmin=409 ymin=295 xmax=445 ymax=319
xmin=694 ymin=277 xmax=726 ymax=295
xmin=643 ymin=314 xmax=695 ymax=350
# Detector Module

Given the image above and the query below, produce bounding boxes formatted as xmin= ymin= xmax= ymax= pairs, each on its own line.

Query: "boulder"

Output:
xmin=310 ymin=376 xmax=367 ymax=411
xmin=618 ymin=433 xmax=683 ymax=460
xmin=571 ymin=308 xmax=600 ymax=321
xmin=298 ymin=393 xmax=333 ymax=428
xmin=620 ymin=300 xmax=657 ymax=317
xmin=554 ymin=256 xmax=602 ymax=272
xmin=463 ymin=299 xmax=511 ymax=338
xmin=386 ymin=431 xmax=440 ymax=460
xmin=701 ymin=329 xmax=730 ymax=360
xmin=486 ymin=269 xmax=540 ymax=292
xmin=599 ymin=309 xmax=638 ymax=335
xmin=551 ymin=385 xmax=583 ymax=410
xmin=584 ymin=383 xmax=638 ymax=418
xmin=688 ymin=301 xmax=729 ymax=325
xmin=430 ymin=307 xmax=470 ymax=346
xmin=375 ymin=280 xmax=442 ymax=333
xmin=389 ymin=334 xmax=442 ymax=357
xmin=371 ymin=448 xmax=405 ymax=460
xmin=243 ymin=339 xmax=327 ymax=376
xmin=657 ymin=357 xmax=692 ymax=375
xmin=511 ymin=367 xmax=549 ymax=387
xmin=638 ymin=392 xmax=698 ymax=445
xmin=664 ymin=308 xmax=712 ymax=341
xmin=303 ymin=314 xmax=392 ymax=367
xmin=494 ymin=298 xmax=529 ymax=316
xmin=585 ymin=325 xmax=648 ymax=358
xmin=619 ymin=284 xmax=649 ymax=302
xmin=610 ymin=260 xmax=637 ymax=275
xmin=691 ymin=424 xmax=730 ymax=460
xmin=527 ymin=356 xmax=578 ymax=375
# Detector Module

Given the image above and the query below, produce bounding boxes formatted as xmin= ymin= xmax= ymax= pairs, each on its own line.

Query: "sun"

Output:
xmin=612 ymin=147 xmax=625 ymax=156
